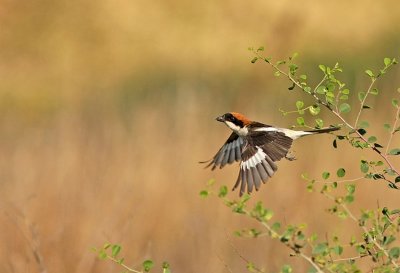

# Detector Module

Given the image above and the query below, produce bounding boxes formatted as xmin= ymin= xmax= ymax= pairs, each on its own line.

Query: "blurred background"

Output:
xmin=0 ymin=0 xmax=399 ymax=272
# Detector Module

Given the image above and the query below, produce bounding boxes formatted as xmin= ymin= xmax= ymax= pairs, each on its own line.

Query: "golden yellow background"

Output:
xmin=1 ymin=0 xmax=399 ymax=272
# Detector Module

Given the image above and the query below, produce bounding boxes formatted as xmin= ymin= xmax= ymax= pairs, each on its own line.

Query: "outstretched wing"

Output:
xmin=233 ymin=130 xmax=293 ymax=196
xmin=202 ymin=133 xmax=245 ymax=170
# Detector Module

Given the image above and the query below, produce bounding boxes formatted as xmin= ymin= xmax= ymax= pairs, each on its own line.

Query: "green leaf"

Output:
xmin=357 ymin=128 xmax=367 ymax=135
xmin=199 ymin=190 xmax=209 ymax=198
xmin=375 ymin=161 xmax=384 ymax=166
xmin=389 ymin=247 xmax=400 ymax=259
xmin=360 ymin=160 xmax=369 ymax=173
xmin=368 ymin=136 xmax=377 ymax=143
xmin=326 ymin=91 xmax=335 ymax=99
xmin=370 ymin=88 xmax=379 ymax=95
xmin=365 ymin=69 xmax=374 ymax=78
xmin=98 ymin=249 xmax=107 ymax=260
xmin=389 ymin=148 xmax=400 ymax=155
xmin=297 ymin=117 xmax=305 ymax=126
xmin=218 ymin=186 xmax=228 ymax=197
xmin=316 ymin=85 xmax=326 ymax=94
xmin=111 ymin=244 xmax=121 ymax=258
xmin=392 ymin=99 xmax=399 ymax=107
xmin=289 ymin=64 xmax=298 ymax=75
xmin=359 ymin=120 xmax=369 ymax=128
xmin=315 ymin=118 xmax=324 ymax=128
xmin=339 ymin=103 xmax=351 ymax=113
xmin=322 ymin=172 xmax=330 ymax=180
xmin=280 ymin=264 xmax=293 ymax=273
xmin=296 ymin=100 xmax=304 ymax=110
xmin=345 ymin=195 xmax=354 ymax=203
xmin=309 ymin=105 xmax=320 ymax=116
xmin=299 ymin=74 xmax=307 ymax=80
xmin=337 ymin=168 xmax=346 ymax=178
xmin=162 ymin=262 xmax=171 ymax=273
xmin=384 ymin=123 xmax=391 ymax=131
xmin=346 ymin=184 xmax=356 ymax=194
xmin=384 ymin=235 xmax=396 ymax=246
xmin=251 ymin=57 xmax=258 ymax=63
xmin=339 ymin=94 xmax=348 ymax=100
xmin=358 ymin=92 xmax=366 ymax=102
xmin=257 ymin=46 xmax=264 ymax=52
xmin=327 ymin=82 xmax=336 ymax=92
xmin=313 ymin=243 xmax=328 ymax=255
xmin=290 ymin=52 xmax=299 ymax=60
xmin=103 ymin=243 xmax=111 ymax=249
xmin=319 ymin=65 xmax=326 ymax=73
xmin=332 ymin=139 xmax=337 ymax=148
xmin=332 ymin=245 xmax=343 ymax=255
xmin=271 ymin=222 xmax=281 ymax=232
xmin=207 ymin=179 xmax=215 ymax=185
xmin=342 ymin=89 xmax=350 ymax=94
xmin=143 ymin=260 xmax=154 ymax=272
xmin=384 ymin=57 xmax=391 ymax=66
xmin=274 ymin=71 xmax=281 ymax=77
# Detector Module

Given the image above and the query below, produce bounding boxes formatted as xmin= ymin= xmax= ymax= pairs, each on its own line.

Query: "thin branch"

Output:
xmin=385 ymin=105 xmax=400 ymax=155
xmin=216 ymin=253 xmax=234 ymax=273
xmin=314 ymin=176 xmax=365 ymax=185
xmin=332 ymin=255 xmax=369 ymax=262
xmin=226 ymin=234 xmax=265 ymax=273
xmin=106 ymin=255 xmax=142 ymax=273
xmin=354 ymin=78 xmax=376 ymax=128
xmin=298 ymin=253 xmax=325 ymax=273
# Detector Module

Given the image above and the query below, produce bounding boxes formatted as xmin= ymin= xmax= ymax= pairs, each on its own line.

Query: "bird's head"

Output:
xmin=216 ymin=112 xmax=251 ymax=135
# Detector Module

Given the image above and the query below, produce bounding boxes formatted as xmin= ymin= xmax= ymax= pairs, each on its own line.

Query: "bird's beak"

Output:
xmin=216 ymin=115 xmax=225 ymax=122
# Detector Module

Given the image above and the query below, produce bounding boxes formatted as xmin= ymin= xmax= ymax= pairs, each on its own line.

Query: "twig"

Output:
xmin=385 ymin=104 xmax=400 ymax=155
xmin=216 ymin=252 xmax=234 ymax=273
xmin=332 ymin=255 xmax=369 ymax=262
xmin=314 ymin=176 xmax=365 ymax=185
xmin=354 ymin=78 xmax=376 ymax=128
xmin=106 ymin=255 xmax=142 ymax=273
xmin=226 ymin=233 xmax=265 ymax=273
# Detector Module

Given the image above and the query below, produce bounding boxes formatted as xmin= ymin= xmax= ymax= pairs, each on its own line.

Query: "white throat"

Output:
xmin=224 ymin=121 xmax=248 ymax=136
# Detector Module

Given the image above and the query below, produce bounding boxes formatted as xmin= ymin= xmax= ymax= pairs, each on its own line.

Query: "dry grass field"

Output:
xmin=0 ymin=1 xmax=400 ymax=272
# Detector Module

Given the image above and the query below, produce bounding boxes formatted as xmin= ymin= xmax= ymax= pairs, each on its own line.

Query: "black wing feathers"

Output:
xmin=202 ymin=133 xmax=244 ymax=170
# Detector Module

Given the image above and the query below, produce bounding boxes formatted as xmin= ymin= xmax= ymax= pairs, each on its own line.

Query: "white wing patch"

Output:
xmin=255 ymin=127 xmax=313 ymax=140
xmin=234 ymin=146 xmax=278 ymax=196
xmin=241 ymin=147 xmax=266 ymax=170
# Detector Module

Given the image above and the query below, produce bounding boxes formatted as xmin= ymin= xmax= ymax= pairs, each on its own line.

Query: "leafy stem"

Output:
xmin=251 ymin=49 xmax=400 ymax=178
xmin=323 ymin=192 xmax=400 ymax=269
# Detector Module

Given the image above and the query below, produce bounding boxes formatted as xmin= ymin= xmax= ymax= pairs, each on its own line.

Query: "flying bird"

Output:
xmin=203 ymin=112 xmax=339 ymax=196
